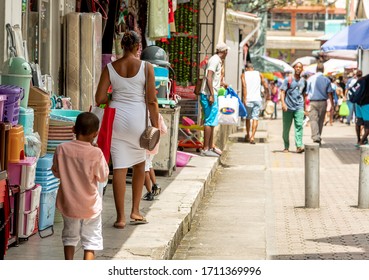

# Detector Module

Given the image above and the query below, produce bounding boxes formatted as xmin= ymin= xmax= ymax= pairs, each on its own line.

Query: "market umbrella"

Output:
xmin=251 ymin=55 xmax=293 ymax=73
xmin=303 ymin=59 xmax=357 ymax=75
xmin=321 ymin=19 xmax=369 ymax=52
xmin=292 ymin=56 xmax=317 ymax=66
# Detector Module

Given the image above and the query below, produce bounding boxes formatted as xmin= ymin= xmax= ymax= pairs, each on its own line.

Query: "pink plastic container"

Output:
xmin=7 ymin=156 xmax=37 ymax=189
xmin=176 ymin=151 xmax=197 ymax=167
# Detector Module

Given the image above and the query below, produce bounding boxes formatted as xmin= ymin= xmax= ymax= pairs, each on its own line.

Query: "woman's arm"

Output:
xmin=95 ymin=66 xmax=111 ymax=106
xmin=145 ymin=62 xmax=159 ymax=128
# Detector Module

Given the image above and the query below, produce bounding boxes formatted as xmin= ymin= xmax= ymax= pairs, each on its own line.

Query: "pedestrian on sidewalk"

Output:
xmin=241 ymin=62 xmax=269 ymax=144
xmin=95 ymin=31 xmax=159 ymax=228
xmin=199 ymin=42 xmax=229 ymax=157
xmin=52 ymin=112 xmax=110 ymax=260
xmin=306 ymin=63 xmax=333 ymax=145
xmin=280 ymin=62 xmax=307 ymax=153
xmin=353 ymin=72 xmax=369 ymax=145
xmin=142 ymin=113 xmax=167 ymax=201
xmin=344 ymin=71 xmax=358 ymax=125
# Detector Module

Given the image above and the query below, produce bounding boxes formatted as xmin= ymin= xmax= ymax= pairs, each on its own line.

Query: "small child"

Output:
xmin=142 ymin=113 xmax=168 ymax=201
xmin=52 ymin=112 xmax=109 ymax=260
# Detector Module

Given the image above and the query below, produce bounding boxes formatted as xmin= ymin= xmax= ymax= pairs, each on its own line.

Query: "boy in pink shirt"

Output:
xmin=52 ymin=112 xmax=109 ymax=260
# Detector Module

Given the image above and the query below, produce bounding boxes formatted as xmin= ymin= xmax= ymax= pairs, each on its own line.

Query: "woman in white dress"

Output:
xmin=95 ymin=31 xmax=159 ymax=229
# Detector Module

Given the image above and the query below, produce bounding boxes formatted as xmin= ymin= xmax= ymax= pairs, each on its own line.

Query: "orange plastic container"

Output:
xmin=7 ymin=124 xmax=25 ymax=163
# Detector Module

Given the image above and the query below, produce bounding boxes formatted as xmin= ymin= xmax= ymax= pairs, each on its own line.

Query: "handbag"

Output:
xmin=91 ymin=105 xmax=116 ymax=163
xmin=140 ymin=62 xmax=160 ymax=151
xmin=194 ymin=78 xmax=204 ymax=96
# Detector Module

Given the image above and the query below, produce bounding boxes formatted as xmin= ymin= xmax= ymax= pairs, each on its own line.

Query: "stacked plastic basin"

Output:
xmin=47 ymin=109 xmax=81 ymax=154
xmin=35 ymin=154 xmax=59 ymax=232
xmin=28 ymin=87 xmax=51 ymax=157
xmin=0 ymin=85 xmax=24 ymax=125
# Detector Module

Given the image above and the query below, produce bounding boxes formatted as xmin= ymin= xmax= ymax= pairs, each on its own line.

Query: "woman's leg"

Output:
xmin=112 ymin=168 xmax=127 ymax=227
xmin=282 ymin=110 xmax=293 ymax=150
xmin=131 ymin=161 xmax=146 ymax=220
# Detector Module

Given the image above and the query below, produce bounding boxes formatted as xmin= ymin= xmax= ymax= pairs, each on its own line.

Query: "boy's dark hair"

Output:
xmin=74 ymin=112 xmax=99 ymax=136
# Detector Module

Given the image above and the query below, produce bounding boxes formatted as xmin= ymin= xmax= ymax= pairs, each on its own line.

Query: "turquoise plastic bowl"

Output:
xmin=50 ymin=109 xmax=83 ymax=122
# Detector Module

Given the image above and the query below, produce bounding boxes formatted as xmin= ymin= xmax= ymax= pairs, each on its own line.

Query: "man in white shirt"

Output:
xmin=241 ymin=62 xmax=269 ymax=144
xmin=199 ymin=42 xmax=229 ymax=157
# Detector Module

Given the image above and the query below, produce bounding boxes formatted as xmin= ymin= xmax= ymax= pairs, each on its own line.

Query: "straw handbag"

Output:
xmin=139 ymin=62 xmax=160 ymax=151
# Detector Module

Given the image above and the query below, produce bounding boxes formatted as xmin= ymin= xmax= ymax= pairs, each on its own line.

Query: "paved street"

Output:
xmin=174 ymin=115 xmax=369 ymax=260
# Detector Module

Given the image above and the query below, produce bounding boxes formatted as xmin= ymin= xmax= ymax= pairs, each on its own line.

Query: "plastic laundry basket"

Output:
xmin=0 ymin=85 xmax=24 ymax=126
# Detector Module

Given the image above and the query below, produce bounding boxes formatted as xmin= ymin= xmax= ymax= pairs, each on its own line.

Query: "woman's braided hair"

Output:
xmin=121 ymin=30 xmax=141 ymax=52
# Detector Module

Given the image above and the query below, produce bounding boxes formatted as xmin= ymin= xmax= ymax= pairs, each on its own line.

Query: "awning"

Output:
xmin=226 ymin=9 xmax=261 ymax=48
xmin=321 ymin=20 xmax=369 ymax=52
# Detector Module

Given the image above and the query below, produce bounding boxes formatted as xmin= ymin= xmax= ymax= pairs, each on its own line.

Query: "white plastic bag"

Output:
xmin=218 ymin=95 xmax=239 ymax=125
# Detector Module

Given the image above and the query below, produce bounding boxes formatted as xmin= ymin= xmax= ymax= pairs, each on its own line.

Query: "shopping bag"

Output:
xmin=264 ymin=100 xmax=275 ymax=115
xmin=91 ymin=106 xmax=115 ymax=163
xmin=226 ymin=86 xmax=247 ymax=117
xmin=339 ymin=101 xmax=349 ymax=117
xmin=218 ymin=94 xmax=239 ymax=125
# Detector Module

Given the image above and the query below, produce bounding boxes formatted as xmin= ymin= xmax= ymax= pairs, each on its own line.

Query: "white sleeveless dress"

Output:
xmin=107 ymin=61 xmax=147 ymax=169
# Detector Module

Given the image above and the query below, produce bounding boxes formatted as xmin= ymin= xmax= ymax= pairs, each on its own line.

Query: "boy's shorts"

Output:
xmin=62 ymin=214 xmax=103 ymax=251
xmin=246 ymin=101 xmax=262 ymax=120
xmin=356 ymin=104 xmax=369 ymax=128
xmin=200 ymin=93 xmax=219 ymax=126
xmin=145 ymin=154 xmax=154 ymax=172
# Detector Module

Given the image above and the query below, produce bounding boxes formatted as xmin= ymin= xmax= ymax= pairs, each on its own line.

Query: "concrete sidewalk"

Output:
xmin=5 ymin=114 xmax=369 ymax=260
xmin=4 ymin=148 xmax=220 ymax=260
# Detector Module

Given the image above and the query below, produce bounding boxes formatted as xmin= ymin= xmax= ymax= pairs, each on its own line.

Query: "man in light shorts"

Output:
xmin=52 ymin=112 xmax=109 ymax=260
xmin=241 ymin=62 xmax=269 ymax=144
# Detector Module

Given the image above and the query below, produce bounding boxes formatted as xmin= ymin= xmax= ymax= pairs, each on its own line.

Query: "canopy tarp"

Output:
xmin=321 ymin=20 xmax=369 ymax=52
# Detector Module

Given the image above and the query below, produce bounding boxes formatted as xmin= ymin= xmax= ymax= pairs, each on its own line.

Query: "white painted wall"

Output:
xmin=0 ymin=0 xmax=22 ymax=71
xmin=358 ymin=49 xmax=369 ymax=76
xmin=225 ymin=23 xmax=241 ymax=92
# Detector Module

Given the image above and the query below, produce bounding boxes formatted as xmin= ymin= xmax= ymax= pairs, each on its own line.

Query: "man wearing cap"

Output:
xmin=199 ymin=42 xmax=229 ymax=157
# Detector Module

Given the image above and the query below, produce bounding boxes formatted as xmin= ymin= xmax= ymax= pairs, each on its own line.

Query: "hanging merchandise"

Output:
xmin=148 ymin=0 xmax=169 ymax=40
xmin=169 ymin=0 xmax=176 ymax=33
xmin=156 ymin=0 xmax=199 ymax=85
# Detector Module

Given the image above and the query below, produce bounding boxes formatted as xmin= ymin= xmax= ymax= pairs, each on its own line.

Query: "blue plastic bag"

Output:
xmin=225 ymin=86 xmax=247 ymax=117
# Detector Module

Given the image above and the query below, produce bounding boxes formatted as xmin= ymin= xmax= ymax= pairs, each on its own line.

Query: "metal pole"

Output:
xmin=358 ymin=146 xmax=369 ymax=208
xmin=305 ymin=143 xmax=320 ymax=208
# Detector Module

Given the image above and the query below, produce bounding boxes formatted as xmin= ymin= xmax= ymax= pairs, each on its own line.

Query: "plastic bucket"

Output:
xmin=1 ymin=73 xmax=32 ymax=108
xmin=19 ymin=107 xmax=34 ymax=135
xmin=8 ymin=124 xmax=25 ymax=163
xmin=33 ymin=110 xmax=50 ymax=157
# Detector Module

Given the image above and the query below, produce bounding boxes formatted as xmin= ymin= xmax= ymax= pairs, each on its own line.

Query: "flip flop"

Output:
xmin=113 ymin=221 xmax=126 ymax=229
xmin=250 ymin=139 xmax=256 ymax=144
xmin=129 ymin=216 xmax=148 ymax=225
